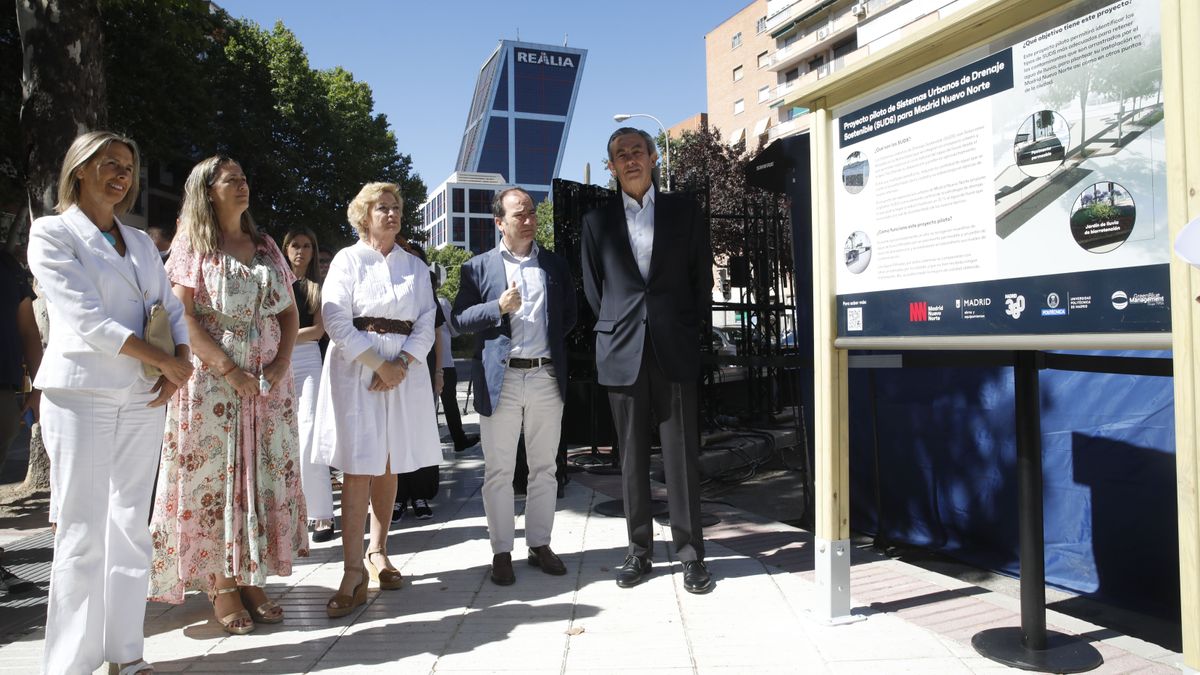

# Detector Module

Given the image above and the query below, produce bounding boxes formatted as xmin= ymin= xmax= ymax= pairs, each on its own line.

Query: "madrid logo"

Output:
xmin=1004 ymin=293 xmax=1025 ymax=319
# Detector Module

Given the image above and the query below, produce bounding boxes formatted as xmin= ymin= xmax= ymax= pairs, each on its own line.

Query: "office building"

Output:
xmin=706 ymin=0 xmax=979 ymax=149
xmin=455 ymin=39 xmax=587 ymax=206
xmin=420 ymin=171 xmax=510 ymax=255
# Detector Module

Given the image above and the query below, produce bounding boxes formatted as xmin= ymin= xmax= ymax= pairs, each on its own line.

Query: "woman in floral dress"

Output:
xmin=149 ymin=155 xmax=307 ymax=635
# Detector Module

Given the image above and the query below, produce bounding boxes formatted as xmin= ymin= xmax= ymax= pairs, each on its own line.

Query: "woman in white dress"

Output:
xmin=29 ymin=130 xmax=193 ymax=675
xmin=314 ymin=182 xmax=440 ymax=617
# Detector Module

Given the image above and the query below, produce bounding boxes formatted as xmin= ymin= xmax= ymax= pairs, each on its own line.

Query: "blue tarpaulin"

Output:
xmin=848 ymin=350 xmax=1179 ymax=619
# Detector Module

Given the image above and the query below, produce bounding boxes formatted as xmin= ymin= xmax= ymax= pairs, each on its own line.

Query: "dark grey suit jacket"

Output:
xmin=451 ymin=244 xmax=577 ymax=416
xmin=581 ymin=191 xmax=712 ymax=387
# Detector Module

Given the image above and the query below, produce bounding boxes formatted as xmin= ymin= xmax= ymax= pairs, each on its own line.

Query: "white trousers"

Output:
xmin=478 ymin=364 xmax=563 ymax=554
xmin=40 ymin=385 xmax=164 ymax=675
xmin=294 ymin=342 xmax=333 ymax=521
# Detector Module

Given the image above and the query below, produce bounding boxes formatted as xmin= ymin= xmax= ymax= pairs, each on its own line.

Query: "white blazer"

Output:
xmin=28 ymin=205 xmax=189 ymax=391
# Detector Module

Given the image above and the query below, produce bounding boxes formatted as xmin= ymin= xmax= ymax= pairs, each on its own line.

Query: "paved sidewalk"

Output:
xmin=0 ymin=435 xmax=1184 ymax=673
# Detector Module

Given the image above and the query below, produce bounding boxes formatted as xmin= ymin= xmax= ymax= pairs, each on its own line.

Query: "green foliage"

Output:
xmin=96 ymin=2 xmax=426 ymax=250
xmin=535 ymin=197 xmax=554 ymax=251
xmin=428 ymin=244 xmax=473 ymax=303
xmin=666 ymin=125 xmax=768 ymax=260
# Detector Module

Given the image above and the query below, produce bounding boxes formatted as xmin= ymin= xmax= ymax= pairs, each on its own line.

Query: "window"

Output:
xmin=453 ymin=217 xmax=466 ymax=242
xmin=756 ymin=16 xmax=767 ymax=34
xmin=452 ymin=188 xmax=465 ymax=213
xmin=469 ymin=217 xmax=495 ymax=255
xmin=784 ymin=67 xmax=800 ymax=83
xmin=731 ymin=32 xmax=742 ymax=49
xmin=732 ymin=65 xmax=743 ymax=82
xmin=758 ymin=85 xmax=771 ymax=103
xmin=469 ymin=189 xmax=494 ymax=215
xmin=757 ymin=51 xmax=769 ymax=69
xmin=733 ymin=98 xmax=745 ymax=115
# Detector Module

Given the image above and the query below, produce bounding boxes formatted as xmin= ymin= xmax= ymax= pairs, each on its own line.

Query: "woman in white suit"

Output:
xmin=28 ymin=131 xmax=193 ymax=675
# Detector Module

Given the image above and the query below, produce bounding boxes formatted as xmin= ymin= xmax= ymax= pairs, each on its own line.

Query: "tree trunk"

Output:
xmin=17 ymin=0 xmax=107 ymax=214
xmin=15 ymin=0 xmax=106 ymax=493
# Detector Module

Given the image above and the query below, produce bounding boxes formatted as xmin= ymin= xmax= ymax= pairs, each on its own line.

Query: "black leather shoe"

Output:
xmin=527 ymin=545 xmax=567 ymax=575
xmin=454 ymin=434 xmax=480 ymax=452
xmin=682 ymin=561 xmax=713 ymax=594
xmin=615 ymin=555 xmax=652 ymax=588
xmin=491 ymin=552 xmax=515 ymax=586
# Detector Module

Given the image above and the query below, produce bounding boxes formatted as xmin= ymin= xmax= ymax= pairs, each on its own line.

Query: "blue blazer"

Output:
xmin=451 ymin=244 xmax=577 ymax=416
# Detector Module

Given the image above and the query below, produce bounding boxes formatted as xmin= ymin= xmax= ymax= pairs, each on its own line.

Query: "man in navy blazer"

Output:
xmin=581 ymin=128 xmax=714 ymax=594
xmin=452 ymin=187 xmax=577 ymax=585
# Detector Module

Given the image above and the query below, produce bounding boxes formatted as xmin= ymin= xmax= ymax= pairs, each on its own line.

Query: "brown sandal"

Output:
xmin=365 ymin=549 xmax=403 ymax=590
xmin=326 ymin=566 xmax=368 ymax=618
xmin=208 ymin=586 xmax=254 ymax=635
xmin=239 ymin=586 xmax=283 ymax=624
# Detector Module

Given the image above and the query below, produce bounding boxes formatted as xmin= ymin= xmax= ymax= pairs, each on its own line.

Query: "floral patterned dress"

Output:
xmin=149 ymin=233 xmax=308 ymax=603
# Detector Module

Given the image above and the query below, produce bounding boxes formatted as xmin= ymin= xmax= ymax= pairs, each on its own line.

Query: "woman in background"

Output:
xmin=283 ymin=227 xmax=334 ymax=543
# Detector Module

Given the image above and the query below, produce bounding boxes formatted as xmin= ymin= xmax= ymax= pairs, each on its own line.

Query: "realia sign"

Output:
xmin=516 ymin=50 xmax=576 ymax=68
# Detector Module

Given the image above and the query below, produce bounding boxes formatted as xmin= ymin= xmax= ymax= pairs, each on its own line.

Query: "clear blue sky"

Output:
xmin=218 ymin=1 xmax=744 ymax=196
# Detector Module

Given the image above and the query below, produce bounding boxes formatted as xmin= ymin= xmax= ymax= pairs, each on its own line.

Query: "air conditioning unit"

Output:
xmin=852 ymin=2 xmax=867 ymax=17
xmin=818 ymin=27 xmax=829 ymax=39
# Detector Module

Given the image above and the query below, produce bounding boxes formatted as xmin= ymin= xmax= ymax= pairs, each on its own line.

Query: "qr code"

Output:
xmin=847 ymin=307 xmax=863 ymax=332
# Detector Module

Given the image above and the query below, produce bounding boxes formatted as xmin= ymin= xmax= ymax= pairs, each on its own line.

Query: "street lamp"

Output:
xmin=613 ymin=113 xmax=671 ymax=191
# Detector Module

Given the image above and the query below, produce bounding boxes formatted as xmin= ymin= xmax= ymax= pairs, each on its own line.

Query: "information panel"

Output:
xmin=833 ymin=0 xmax=1167 ymax=340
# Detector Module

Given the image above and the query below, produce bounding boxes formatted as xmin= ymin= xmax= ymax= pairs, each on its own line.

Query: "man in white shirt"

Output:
xmin=452 ymin=188 xmax=578 ymax=585
xmin=581 ymin=128 xmax=714 ymax=594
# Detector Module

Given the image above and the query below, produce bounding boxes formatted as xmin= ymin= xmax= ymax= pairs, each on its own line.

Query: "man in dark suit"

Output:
xmin=452 ymin=187 xmax=578 ymax=586
xmin=582 ymin=128 xmax=714 ymax=594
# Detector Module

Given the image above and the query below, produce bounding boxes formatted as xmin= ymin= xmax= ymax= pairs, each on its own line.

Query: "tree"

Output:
xmin=535 ymin=197 xmax=554 ymax=251
xmin=18 ymin=0 xmax=107 ymax=214
xmin=1045 ymin=60 xmax=1096 ymax=158
xmin=667 ymin=125 xmax=760 ymax=260
xmin=1093 ymin=35 xmax=1162 ymax=144
xmin=13 ymin=0 xmax=109 ymax=495
xmin=428 ymin=244 xmax=472 ymax=303
xmin=97 ymin=5 xmax=427 ymax=249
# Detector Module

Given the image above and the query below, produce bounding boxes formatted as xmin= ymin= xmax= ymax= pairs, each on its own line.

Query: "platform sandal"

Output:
xmin=208 ymin=585 xmax=254 ymax=634
xmin=239 ymin=585 xmax=284 ymax=624
xmin=326 ymin=565 xmax=368 ymax=618
xmin=365 ymin=548 xmax=403 ymax=590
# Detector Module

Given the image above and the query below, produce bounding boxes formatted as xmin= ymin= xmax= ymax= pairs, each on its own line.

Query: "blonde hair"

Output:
xmin=347 ymin=182 xmax=403 ymax=240
xmin=179 ymin=155 xmax=262 ymax=255
xmin=282 ymin=227 xmax=322 ymax=315
xmin=55 ymin=130 xmax=141 ymax=215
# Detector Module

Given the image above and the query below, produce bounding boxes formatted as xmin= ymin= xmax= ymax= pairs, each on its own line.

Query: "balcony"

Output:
xmin=765 ymin=0 xmax=837 ymax=35
xmin=766 ymin=113 xmax=812 ymax=143
xmin=769 ymin=4 xmax=861 ymax=72
xmin=768 ymin=44 xmax=870 ymax=108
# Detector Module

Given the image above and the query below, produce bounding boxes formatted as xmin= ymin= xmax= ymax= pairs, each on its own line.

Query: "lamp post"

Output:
xmin=613 ymin=113 xmax=671 ymax=191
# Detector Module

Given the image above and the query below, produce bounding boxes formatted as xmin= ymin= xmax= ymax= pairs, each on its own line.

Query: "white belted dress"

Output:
xmin=313 ymin=241 xmax=441 ymax=476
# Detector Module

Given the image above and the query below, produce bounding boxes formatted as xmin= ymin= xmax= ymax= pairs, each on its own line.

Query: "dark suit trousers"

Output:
xmin=607 ymin=336 xmax=705 ymax=562
xmin=439 ymin=367 xmax=469 ymax=446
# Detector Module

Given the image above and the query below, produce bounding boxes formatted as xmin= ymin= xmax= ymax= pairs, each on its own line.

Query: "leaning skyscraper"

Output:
xmin=455 ymin=40 xmax=588 ymax=205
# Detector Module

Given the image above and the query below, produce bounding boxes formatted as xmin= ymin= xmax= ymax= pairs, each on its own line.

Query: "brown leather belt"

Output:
xmin=353 ymin=317 xmax=413 ymax=335
xmin=508 ymin=357 xmax=552 ymax=369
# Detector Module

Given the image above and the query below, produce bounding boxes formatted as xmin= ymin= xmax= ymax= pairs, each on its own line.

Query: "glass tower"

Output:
xmin=456 ymin=40 xmax=587 ymax=205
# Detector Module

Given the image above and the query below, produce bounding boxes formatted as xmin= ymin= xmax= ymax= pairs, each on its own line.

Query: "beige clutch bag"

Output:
xmin=143 ymin=303 xmax=175 ymax=378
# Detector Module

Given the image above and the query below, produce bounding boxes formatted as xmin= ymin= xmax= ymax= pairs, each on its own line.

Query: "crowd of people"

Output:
xmin=6 ymin=125 xmax=714 ymax=675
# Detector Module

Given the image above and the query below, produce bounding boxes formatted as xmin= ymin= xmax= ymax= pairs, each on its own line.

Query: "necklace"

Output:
xmin=101 ymin=229 xmax=117 ymax=247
